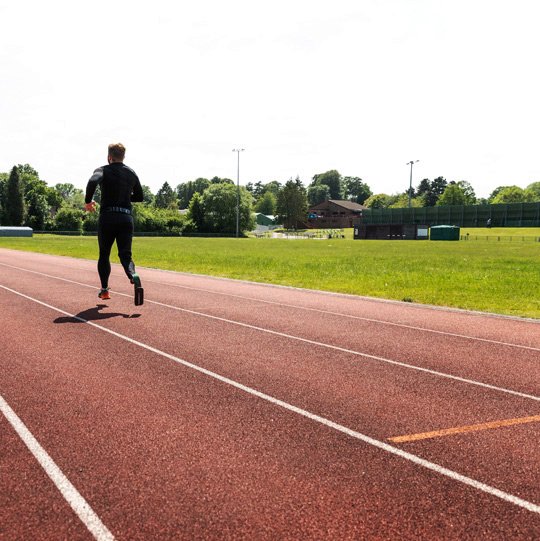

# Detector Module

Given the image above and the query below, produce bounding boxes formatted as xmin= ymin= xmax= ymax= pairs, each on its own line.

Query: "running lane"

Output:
xmin=1 ymin=249 xmax=539 ymax=540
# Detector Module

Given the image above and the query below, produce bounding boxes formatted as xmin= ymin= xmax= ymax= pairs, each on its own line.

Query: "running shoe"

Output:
xmin=131 ymin=273 xmax=144 ymax=306
xmin=98 ymin=288 xmax=111 ymax=300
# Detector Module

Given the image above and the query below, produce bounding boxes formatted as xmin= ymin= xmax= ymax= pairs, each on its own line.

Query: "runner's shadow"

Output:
xmin=54 ymin=304 xmax=142 ymax=324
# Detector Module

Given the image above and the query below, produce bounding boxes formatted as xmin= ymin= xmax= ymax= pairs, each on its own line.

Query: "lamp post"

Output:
xmin=232 ymin=148 xmax=245 ymax=238
xmin=406 ymin=160 xmax=419 ymax=208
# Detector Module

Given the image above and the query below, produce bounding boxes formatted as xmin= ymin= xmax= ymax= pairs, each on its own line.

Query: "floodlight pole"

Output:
xmin=406 ymin=160 xmax=419 ymax=208
xmin=232 ymin=148 xmax=245 ymax=238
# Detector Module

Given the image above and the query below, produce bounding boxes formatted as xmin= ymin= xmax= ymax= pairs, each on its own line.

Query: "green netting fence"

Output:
xmin=361 ymin=202 xmax=540 ymax=227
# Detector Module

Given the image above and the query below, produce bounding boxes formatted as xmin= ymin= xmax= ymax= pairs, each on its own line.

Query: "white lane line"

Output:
xmin=0 ymin=394 xmax=115 ymax=541
xmin=1 ymin=266 xmax=538 ymax=404
xmin=1 ymin=259 xmax=538 ymax=352
xmin=1 ymin=284 xmax=539 ymax=516
xmin=142 ymin=279 xmax=540 ymax=353
xmin=146 ymin=298 xmax=540 ymax=403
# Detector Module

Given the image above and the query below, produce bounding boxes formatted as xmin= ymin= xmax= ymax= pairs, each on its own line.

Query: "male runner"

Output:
xmin=84 ymin=143 xmax=145 ymax=305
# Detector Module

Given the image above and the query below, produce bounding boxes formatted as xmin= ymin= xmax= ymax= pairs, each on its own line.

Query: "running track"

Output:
xmin=1 ymin=248 xmax=539 ymax=540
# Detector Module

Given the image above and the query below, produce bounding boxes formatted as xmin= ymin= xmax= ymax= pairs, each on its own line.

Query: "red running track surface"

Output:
xmin=0 ymin=249 xmax=539 ymax=540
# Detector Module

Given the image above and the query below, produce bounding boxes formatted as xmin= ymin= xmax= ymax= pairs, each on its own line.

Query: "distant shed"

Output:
xmin=0 ymin=226 xmax=33 ymax=237
xmin=354 ymin=223 xmax=429 ymax=240
xmin=255 ymin=213 xmax=277 ymax=227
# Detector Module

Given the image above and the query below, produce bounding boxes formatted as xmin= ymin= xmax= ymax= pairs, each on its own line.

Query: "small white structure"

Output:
xmin=0 ymin=226 xmax=33 ymax=237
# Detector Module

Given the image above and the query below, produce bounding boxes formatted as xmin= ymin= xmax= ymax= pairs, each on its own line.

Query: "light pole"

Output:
xmin=232 ymin=148 xmax=245 ymax=238
xmin=406 ymin=160 xmax=419 ymax=208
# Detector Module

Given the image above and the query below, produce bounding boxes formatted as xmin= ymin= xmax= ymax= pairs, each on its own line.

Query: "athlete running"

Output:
xmin=84 ymin=143 xmax=145 ymax=305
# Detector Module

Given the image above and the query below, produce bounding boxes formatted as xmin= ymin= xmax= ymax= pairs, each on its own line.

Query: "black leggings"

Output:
xmin=97 ymin=213 xmax=136 ymax=289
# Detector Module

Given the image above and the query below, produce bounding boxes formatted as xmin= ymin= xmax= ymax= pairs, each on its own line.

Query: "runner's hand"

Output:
xmin=84 ymin=201 xmax=97 ymax=213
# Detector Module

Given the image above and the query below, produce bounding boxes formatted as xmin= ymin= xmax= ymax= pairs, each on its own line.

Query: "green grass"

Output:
xmin=1 ymin=233 xmax=539 ymax=318
xmin=461 ymin=227 xmax=540 ymax=237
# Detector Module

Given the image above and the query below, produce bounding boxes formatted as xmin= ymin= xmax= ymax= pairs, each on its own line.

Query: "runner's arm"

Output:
xmin=131 ymin=175 xmax=144 ymax=203
xmin=85 ymin=167 xmax=103 ymax=204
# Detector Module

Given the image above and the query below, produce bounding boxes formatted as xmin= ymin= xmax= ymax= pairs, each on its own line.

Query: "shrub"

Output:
xmin=53 ymin=208 xmax=84 ymax=232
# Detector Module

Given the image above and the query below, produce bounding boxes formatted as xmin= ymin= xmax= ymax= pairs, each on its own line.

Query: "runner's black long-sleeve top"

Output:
xmin=85 ymin=162 xmax=144 ymax=210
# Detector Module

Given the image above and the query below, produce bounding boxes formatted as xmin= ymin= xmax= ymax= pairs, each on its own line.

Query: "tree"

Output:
xmin=437 ymin=183 xmax=468 ymax=206
xmin=15 ymin=164 xmax=40 ymax=193
xmin=14 ymin=165 xmax=53 ymax=228
xmin=431 ymin=176 xmax=448 ymax=198
xmin=491 ymin=186 xmax=534 ymax=204
xmin=255 ymin=191 xmax=277 ymax=215
xmin=488 ymin=186 xmax=508 ymax=203
xmin=6 ymin=167 xmax=25 ymax=226
xmin=263 ymin=181 xmax=282 ymax=197
xmin=200 ymin=182 xmax=254 ymax=234
xmin=310 ymin=170 xmax=342 ymax=200
xmin=276 ymin=177 xmax=307 ymax=229
xmin=177 ymin=178 xmax=210 ymax=208
xmin=141 ymin=185 xmax=155 ymax=205
xmin=54 ymin=183 xmax=84 ymax=208
xmin=15 ymin=163 xmax=39 ymax=177
xmin=25 ymin=189 xmax=50 ymax=230
xmin=187 ymin=192 xmax=205 ymax=231
xmin=307 ymin=184 xmax=330 ymax=206
xmin=416 ymin=178 xmax=431 ymax=197
xmin=210 ymin=176 xmax=234 ymax=185
xmin=179 ymin=179 xmax=195 ymax=208
xmin=155 ymin=182 xmax=178 ymax=209
xmin=193 ymin=177 xmax=211 ymax=195
xmin=389 ymin=193 xmax=422 ymax=208
xmin=246 ymin=181 xmax=265 ymax=201
xmin=55 ymin=182 xmax=79 ymax=200
xmin=45 ymin=186 xmax=64 ymax=213
xmin=342 ymin=177 xmax=372 ymax=204
xmin=364 ymin=193 xmax=392 ymax=209
xmin=416 ymin=177 xmax=447 ymax=207
xmin=0 ymin=173 xmax=7 ymax=224
xmin=456 ymin=180 xmax=477 ymax=205
xmin=16 ymin=164 xmax=40 ymax=193
xmin=526 ymin=182 xmax=540 ymax=201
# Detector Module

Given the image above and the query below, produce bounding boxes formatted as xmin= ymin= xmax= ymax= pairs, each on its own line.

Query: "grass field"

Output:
xmin=1 ymin=229 xmax=539 ymax=318
xmin=460 ymin=227 xmax=540 ymax=241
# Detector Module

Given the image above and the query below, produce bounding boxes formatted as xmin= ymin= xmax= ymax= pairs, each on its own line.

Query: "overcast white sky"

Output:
xmin=1 ymin=0 xmax=540 ymax=199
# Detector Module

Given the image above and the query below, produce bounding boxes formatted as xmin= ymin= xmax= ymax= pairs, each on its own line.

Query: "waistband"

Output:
xmin=102 ymin=206 xmax=132 ymax=215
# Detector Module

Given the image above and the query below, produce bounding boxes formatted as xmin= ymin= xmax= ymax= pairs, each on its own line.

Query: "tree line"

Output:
xmin=364 ymin=177 xmax=540 ymax=209
xmin=0 ymin=165 xmax=187 ymax=234
xmin=1 ymin=164 xmax=539 ymax=233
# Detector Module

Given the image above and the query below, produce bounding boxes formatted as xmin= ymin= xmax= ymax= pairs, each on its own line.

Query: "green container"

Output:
xmin=430 ymin=225 xmax=460 ymax=241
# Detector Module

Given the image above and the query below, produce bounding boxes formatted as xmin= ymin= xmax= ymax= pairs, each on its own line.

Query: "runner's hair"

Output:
xmin=108 ymin=143 xmax=126 ymax=161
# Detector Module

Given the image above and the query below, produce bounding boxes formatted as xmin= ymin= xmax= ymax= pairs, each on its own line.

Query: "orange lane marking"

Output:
xmin=388 ymin=414 xmax=540 ymax=443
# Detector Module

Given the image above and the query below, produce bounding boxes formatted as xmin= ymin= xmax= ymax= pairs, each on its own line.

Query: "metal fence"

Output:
xmin=254 ymin=229 xmax=346 ymax=239
xmin=461 ymin=234 xmax=540 ymax=242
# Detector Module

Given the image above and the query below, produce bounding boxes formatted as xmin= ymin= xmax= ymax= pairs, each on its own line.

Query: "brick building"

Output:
xmin=307 ymin=200 xmax=366 ymax=229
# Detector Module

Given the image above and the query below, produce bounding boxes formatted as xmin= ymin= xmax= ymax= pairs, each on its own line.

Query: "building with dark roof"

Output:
xmin=307 ymin=200 xmax=366 ymax=229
